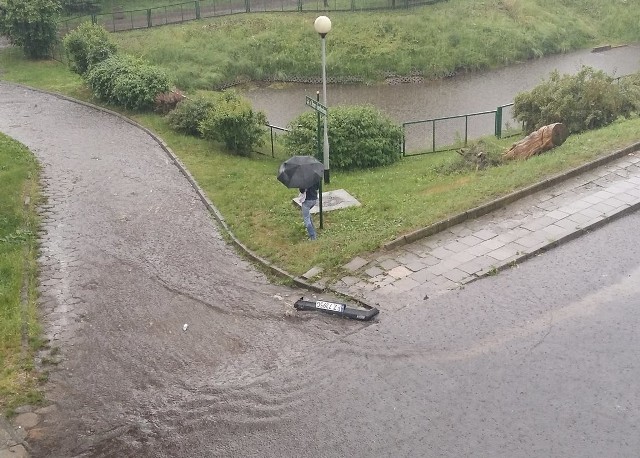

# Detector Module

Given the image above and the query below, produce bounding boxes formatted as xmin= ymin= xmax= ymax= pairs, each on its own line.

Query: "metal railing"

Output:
xmin=401 ymin=103 xmax=523 ymax=156
xmin=58 ymin=0 xmax=447 ymax=34
xmin=264 ymin=123 xmax=290 ymax=158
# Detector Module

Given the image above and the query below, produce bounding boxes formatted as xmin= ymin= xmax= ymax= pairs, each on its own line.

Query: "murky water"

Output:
xmin=243 ymin=44 xmax=640 ymax=151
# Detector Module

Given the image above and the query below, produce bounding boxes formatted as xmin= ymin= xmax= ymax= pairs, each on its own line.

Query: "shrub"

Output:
xmin=284 ymin=105 xmax=403 ymax=170
xmin=617 ymin=71 xmax=640 ymax=113
xmin=1 ymin=0 xmax=59 ymax=58
xmin=198 ymin=91 xmax=267 ymax=156
xmin=513 ymin=66 xmax=640 ymax=134
xmin=63 ymin=22 xmax=117 ymax=75
xmin=166 ymin=95 xmax=215 ymax=136
xmin=85 ymin=54 xmax=170 ymax=111
xmin=155 ymin=89 xmax=185 ymax=114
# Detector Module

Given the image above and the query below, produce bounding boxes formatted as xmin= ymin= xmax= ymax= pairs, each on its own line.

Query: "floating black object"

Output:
xmin=294 ymin=297 xmax=379 ymax=321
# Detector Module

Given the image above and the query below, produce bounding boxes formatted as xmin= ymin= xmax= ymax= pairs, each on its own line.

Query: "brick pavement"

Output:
xmin=320 ymin=149 xmax=640 ymax=312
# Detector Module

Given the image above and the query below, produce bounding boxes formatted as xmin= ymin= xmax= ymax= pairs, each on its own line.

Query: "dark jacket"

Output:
xmin=299 ymin=182 xmax=319 ymax=201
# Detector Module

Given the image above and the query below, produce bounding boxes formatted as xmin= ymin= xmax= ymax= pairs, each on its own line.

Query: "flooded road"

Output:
xmin=2 ymin=45 xmax=640 ymax=456
xmin=0 ymin=83 xmax=366 ymax=457
xmin=244 ymin=44 xmax=640 ymax=150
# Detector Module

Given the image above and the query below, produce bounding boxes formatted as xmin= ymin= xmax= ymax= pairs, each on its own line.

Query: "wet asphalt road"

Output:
xmin=2 ymin=82 xmax=640 ymax=457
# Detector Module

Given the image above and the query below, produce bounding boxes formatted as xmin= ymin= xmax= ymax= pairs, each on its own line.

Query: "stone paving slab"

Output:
xmin=326 ymin=150 xmax=640 ymax=310
xmin=292 ymin=189 xmax=360 ymax=214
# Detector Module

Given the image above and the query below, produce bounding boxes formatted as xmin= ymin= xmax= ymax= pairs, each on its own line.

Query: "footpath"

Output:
xmin=319 ymin=144 xmax=640 ymax=312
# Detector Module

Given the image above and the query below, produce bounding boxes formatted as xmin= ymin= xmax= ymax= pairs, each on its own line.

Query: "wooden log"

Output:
xmin=503 ymin=123 xmax=569 ymax=160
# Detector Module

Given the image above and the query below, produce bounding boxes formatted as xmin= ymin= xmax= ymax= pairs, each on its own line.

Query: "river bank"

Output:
xmin=242 ymin=44 xmax=640 ymax=152
xmin=108 ymin=0 xmax=640 ymax=90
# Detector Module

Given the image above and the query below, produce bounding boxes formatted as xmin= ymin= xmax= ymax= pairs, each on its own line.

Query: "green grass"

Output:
xmin=134 ymin=112 xmax=640 ymax=276
xmin=99 ymin=0 xmax=640 ymax=89
xmin=2 ymin=46 xmax=640 ymax=278
xmin=0 ymin=133 xmax=44 ymax=414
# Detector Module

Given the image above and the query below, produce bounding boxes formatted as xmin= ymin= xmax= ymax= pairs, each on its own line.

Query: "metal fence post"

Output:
xmin=91 ymin=14 xmax=97 ymax=24
xmin=245 ymin=0 xmax=250 ymax=13
xmin=402 ymin=124 xmax=406 ymax=156
xmin=270 ymin=126 xmax=275 ymax=157
xmin=147 ymin=9 xmax=152 ymax=27
xmin=495 ymin=105 xmax=503 ymax=138
xmin=195 ymin=1 xmax=200 ymax=19
xmin=432 ymin=121 xmax=436 ymax=153
xmin=464 ymin=115 xmax=468 ymax=145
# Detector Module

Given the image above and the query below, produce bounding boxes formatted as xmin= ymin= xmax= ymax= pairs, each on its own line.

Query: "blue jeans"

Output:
xmin=301 ymin=199 xmax=317 ymax=240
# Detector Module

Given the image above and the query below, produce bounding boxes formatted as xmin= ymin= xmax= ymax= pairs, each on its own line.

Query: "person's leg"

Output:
xmin=301 ymin=200 xmax=317 ymax=240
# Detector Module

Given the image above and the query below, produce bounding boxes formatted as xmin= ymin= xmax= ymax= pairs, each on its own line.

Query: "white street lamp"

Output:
xmin=314 ymin=15 xmax=331 ymax=183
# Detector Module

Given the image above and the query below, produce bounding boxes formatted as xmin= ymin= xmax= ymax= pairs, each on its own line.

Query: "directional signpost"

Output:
xmin=305 ymin=95 xmax=327 ymax=116
xmin=305 ymin=94 xmax=327 ymax=229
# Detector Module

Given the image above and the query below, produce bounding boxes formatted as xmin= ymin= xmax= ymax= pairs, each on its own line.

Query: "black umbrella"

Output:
xmin=277 ymin=155 xmax=324 ymax=189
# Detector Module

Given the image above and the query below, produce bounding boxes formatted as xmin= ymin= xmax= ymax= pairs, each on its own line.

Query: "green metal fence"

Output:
xmin=58 ymin=0 xmax=447 ymax=34
xmin=264 ymin=123 xmax=290 ymax=158
xmin=401 ymin=102 xmax=522 ymax=156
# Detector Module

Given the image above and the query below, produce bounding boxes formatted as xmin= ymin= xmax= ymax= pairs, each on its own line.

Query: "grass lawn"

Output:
xmin=0 ymin=133 xmax=44 ymax=414
xmin=135 ymin=113 xmax=640 ymax=275
xmin=95 ymin=0 xmax=640 ymax=89
xmin=3 ymin=47 xmax=639 ymax=277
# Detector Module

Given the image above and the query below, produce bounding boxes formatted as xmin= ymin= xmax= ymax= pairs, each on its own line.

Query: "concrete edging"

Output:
xmin=383 ymin=141 xmax=640 ymax=250
xmin=469 ymin=199 xmax=640 ymax=282
xmin=12 ymin=83 xmax=638 ymax=312
xmin=6 ymin=83 xmax=327 ymax=295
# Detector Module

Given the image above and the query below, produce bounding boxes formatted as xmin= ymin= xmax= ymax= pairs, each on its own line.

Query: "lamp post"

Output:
xmin=314 ymin=15 xmax=331 ymax=184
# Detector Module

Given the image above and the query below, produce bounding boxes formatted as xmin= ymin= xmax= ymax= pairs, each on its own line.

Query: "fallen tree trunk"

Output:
xmin=503 ymin=123 xmax=569 ymax=160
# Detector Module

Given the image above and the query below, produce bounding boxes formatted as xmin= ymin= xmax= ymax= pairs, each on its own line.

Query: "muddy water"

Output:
xmin=243 ymin=44 xmax=640 ymax=150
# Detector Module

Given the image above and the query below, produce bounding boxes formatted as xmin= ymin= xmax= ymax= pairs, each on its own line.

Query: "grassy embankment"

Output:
xmin=104 ymin=0 xmax=640 ymax=89
xmin=0 ymin=133 xmax=44 ymax=414
xmin=1 ymin=0 xmax=640 ymax=279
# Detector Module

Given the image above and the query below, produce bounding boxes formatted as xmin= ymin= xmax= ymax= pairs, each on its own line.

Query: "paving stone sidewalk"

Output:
xmin=319 ymin=150 xmax=640 ymax=312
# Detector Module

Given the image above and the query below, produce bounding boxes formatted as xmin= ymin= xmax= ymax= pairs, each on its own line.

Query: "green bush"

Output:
xmin=617 ymin=71 xmax=640 ymax=112
xmin=166 ymin=95 xmax=216 ymax=136
xmin=63 ymin=22 xmax=117 ymax=75
xmin=198 ymin=91 xmax=267 ymax=156
xmin=284 ymin=105 xmax=403 ymax=170
xmin=1 ymin=0 xmax=59 ymax=58
xmin=85 ymin=54 xmax=170 ymax=111
xmin=513 ymin=66 xmax=640 ymax=134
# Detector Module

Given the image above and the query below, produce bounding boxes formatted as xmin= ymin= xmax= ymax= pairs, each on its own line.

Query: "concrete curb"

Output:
xmin=470 ymin=198 xmax=640 ymax=282
xmin=8 ymin=83 xmax=639 ymax=313
xmin=4 ymin=84 xmax=370 ymax=303
xmin=384 ymin=141 xmax=640 ymax=250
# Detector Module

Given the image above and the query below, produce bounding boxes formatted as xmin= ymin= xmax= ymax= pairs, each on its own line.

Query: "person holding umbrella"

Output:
xmin=299 ymin=182 xmax=319 ymax=240
xmin=277 ymin=155 xmax=324 ymax=241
